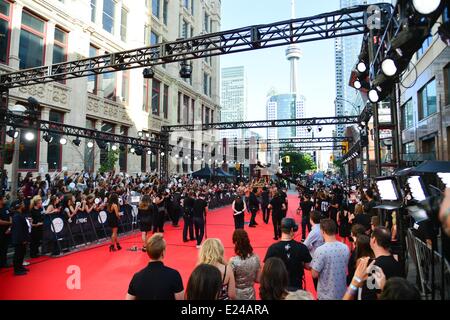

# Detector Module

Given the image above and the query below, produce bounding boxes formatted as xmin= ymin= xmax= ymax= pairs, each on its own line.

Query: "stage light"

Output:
xmin=6 ymin=127 xmax=19 ymax=139
xmin=368 ymin=88 xmax=380 ymax=103
xmin=185 ymin=155 xmax=189 ymax=160
xmin=353 ymin=80 xmax=362 ymax=89
xmin=96 ymin=140 xmax=107 ymax=150
xmin=412 ymin=0 xmax=441 ymax=15
xmin=194 ymin=157 xmax=198 ymax=160
xmin=356 ymin=61 xmax=367 ymax=73
xmin=130 ymin=147 xmax=136 ymax=153
xmin=160 ymin=152 xmax=165 ymax=156
xmin=72 ymin=137 xmax=81 ymax=146
xmin=87 ymin=141 xmax=94 ymax=149
xmin=381 ymin=58 xmax=397 ymax=77
xmin=43 ymin=133 xmax=53 ymax=143
xmin=201 ymin=158 xmax=205 ymax=162
xmin=407 ymin=176 xmax=427 ymax=202
xmin=59 ymin=137 xmax=68 ymax=145
xmin=135 ymin=147 xmax=143 ymax=156
xmin=137 ymin=131 xmax=143 ymax=138
xmin=147 ymin=150 xmax=152 ymax=155
xmin=111 ymin=145 xmax=118 ymax=151
xmin=145 ymin=132 xmax=150 ymax=139
xmin=179 ymin=61 xmax=192 ymax=78
xmin=142 ymin=67 xmax=155 ymax=79
xmin=175 ymin=154 xmax=179 ymax=158
xmin=24 ymin=131 xmax=35 ymax=141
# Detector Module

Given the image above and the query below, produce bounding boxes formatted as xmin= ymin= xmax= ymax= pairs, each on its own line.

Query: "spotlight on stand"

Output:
xmin=24 ymin=131 xmax=35 ymax=141
xmin=368 ymin=88 xmax=380 ymax=103
xmin=356 ymin=61 xmax=367 ymax=73
xmin=43 ymin=133 xmax=53 ymax=143
xmin=59 ymin=137 xmax=68 ymax=145
xmin=179 ymin=61 xmax=192 ymax=79
xmin=6 ymin=127 xmax=19 ymax=139
xmin=381 ymin=58 xmax=398 ymax=77
xmin=412 ymin=0 xmax=442 ymax=15
xmin=72 ymin=137 xmax=81 ymax=146
xmin=142 ymin=67 xmax=155 ymax=79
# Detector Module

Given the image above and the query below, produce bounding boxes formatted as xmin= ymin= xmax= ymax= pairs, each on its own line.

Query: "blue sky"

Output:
xmin=220 ymin=0 xmax=341 ymax=140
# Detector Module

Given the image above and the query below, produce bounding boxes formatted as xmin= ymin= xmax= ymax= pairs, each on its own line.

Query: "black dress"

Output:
xmin=107 ymin=206 xmax=119 ymax=229
xmin=138 ymin=207 xmax=153 ymax=232
xmin=338 ymin=210 xmax=351 ymax=238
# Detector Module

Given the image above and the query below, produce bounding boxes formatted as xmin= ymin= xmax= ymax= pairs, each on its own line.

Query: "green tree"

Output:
xmin=280 ymin=150 xmax=317 ymax=174
xmin=99 ymin=149 xmax=119 ymax=173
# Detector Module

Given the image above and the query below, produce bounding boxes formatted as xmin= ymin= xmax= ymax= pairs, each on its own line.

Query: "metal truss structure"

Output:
xmin=278 ymin=145 xmax=345 ymax=152
xmin=1 ymin=111 xmax=162 ymax=149
xmin=341 ymin=140 xmax=362 ymax=163
xmin=161 ymin=116 xmax=360 ymax=132
xmin=0 ymin=5 xmax=370 ymax=89
xmin=226 ymin=136 xmax=353 ymax=145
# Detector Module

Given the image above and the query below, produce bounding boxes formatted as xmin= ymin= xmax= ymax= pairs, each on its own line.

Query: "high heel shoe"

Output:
xmin=116 ymin=243 xmax=122 ymax=251
xmin=109 ymin=245 xmax=116 ymax=252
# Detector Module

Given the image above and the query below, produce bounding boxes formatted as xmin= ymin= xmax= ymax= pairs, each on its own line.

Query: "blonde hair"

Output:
xmin=355 ymin=203 xmax=364 ymax=215
xmin=198 ymin=238 xmax=226 ymax=265
xmin=146 ymin=233 xmax=166 ymax=260
xmin=30 ymin=195 xmax=42 ymax=209
xmin=284 ymin=290 xmax=314 ymax=300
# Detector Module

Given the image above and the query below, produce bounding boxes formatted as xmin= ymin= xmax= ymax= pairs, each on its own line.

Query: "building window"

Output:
xmin=203 ymin=73 xmax=208 ymax=95
xmin=211 ymin=110 xmax=214 ymax=123
xmin=418 ymin=79 xmax=437 ymax=120
xmin=445 ymin=63 xmax=450 ymax=106
xmin=191 ymin=98 xmax=195 ymax=124
xmin=162 ymin=0 xmax=168 ymax=25
xmin=422 ymin=137 xmax=436 ymax=160
xmin=88 ymin=45 xmax=98 ymax=93
xmin=403 ymin=142 xmax=416 ymax=155
xmin=19 ymin=127 xmax=39 ymax=171
xmin=53 ymin=27 xmax=67 ymax=83
xmin=401 ymin=99 xmax=413 ymax=130
xmin=90 ymin=0 xmax=96 ymax=22
xmin=120 ymin=7 xmax=128 ymax=41
xmin=103 ymin=71 xmax=116 ymax=100
xmin=177 ymin=92 xmax=181 ymax=123
xmin=19 ymin=11 xmax=46 ymax=69
xmin=152 ymin=0 xmax=160 ymax=18
xmin=122 ymin=70 xmax=129 ymax=103
xmin=204 ymin=11 xmax=209 ymax=32
xmin=181 ymin=20 xmax=188 ymax=38
xmin=163 ymin=84 xmax=169 ymax=119
xmin=183 ymin=0 xmax=189 ymax=9
xmin=119 ymin=126 xmax=127 ymax=172
xmin=205 ymin=107 xmax=210 ymax=124
xmin=48 ymin=111 xmax=64 ymax=171
xmin=102 ymin=0 xmax=115 ymax=34
xmin=0 ymin=0 xmax=12 ymax=64
xmin=183 ymin=95 xmax=190 ymax=125
xmin=152 ymin=79 xmax=161 ymax=116
xmin=416 ymin=34 xmax=432 ymax=60
xmin=150 ymin=31 xmax=159 ymax=46
xmin=191 ymin=0 xmax=194 ymax=15
xmin=84 ymin=119 xmax=95 ymax=172
xmin=143 ymin=80 xmax=149 ymax=112
xmin=100 ymin=122 xmax=114 ymax=165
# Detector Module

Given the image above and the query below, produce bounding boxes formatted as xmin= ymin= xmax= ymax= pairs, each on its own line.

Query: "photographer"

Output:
xmin=0 ymin=195 xmax=12 ymax=268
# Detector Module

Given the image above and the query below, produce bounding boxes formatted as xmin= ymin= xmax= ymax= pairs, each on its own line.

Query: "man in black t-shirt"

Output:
xmin=268 ymin=190 xmax=285 ymax=240
xmin=193 ymin=193 xmax=208 ymax=248
xmin=360 ymin=227 xmax=403 ymax=300
xmin=127 ymin=233 xmax=184 ymax=300
xmin=299 ymin=195 xmax=313 ymax=241
xmin=264 ymin=218 xmax=312 ymax=290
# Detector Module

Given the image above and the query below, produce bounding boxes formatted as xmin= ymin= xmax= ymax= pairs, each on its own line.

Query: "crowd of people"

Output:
xmin=2 ymin=169 xmax=448 ymax=300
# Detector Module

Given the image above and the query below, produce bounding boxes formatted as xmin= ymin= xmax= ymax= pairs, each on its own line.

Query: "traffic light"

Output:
xmin=342 ymin=141 xmax=349 ymax=154
xmin=285 ymin=156 xmax=290 ymax=163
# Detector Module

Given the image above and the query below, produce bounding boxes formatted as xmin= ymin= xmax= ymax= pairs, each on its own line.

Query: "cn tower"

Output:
xmin=285 ymin=0 xmax=302 ymax=94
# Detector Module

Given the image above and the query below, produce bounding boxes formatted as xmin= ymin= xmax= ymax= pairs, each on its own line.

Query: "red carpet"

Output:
xmin=0 ymin=194 xmax=317 ymax=300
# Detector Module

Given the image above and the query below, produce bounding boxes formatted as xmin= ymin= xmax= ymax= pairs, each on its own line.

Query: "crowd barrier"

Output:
xmin=38 ymin=194 xmax=235 ymax=255
xmin=406 ymin=229 xmax=450 ymax=300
